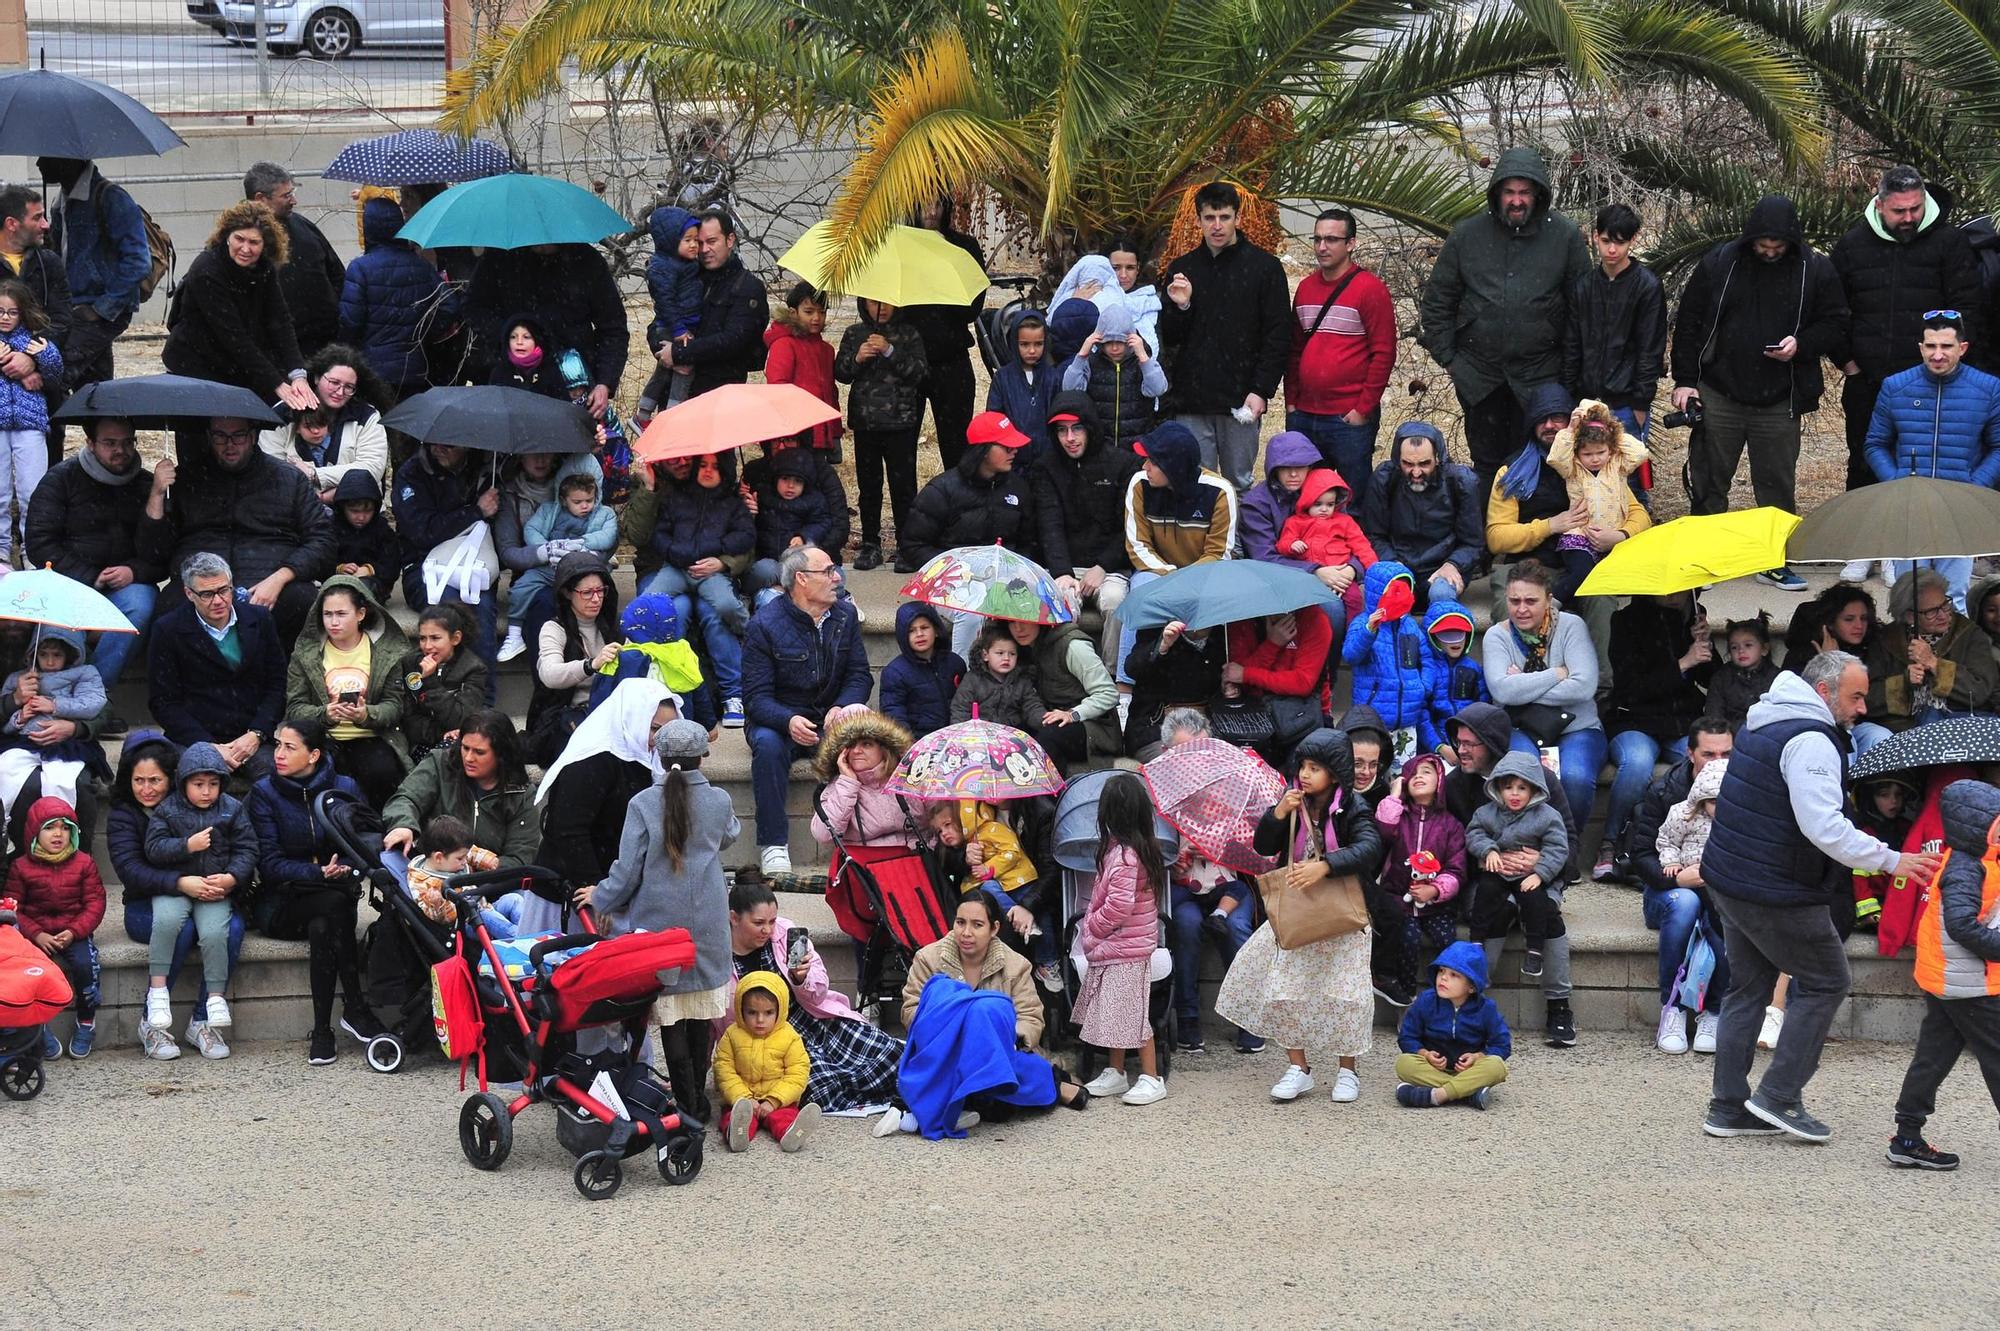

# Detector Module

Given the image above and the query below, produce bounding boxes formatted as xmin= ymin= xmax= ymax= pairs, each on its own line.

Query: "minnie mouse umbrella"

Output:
xmin=886 ymin=715 xmax=1064 ymax=803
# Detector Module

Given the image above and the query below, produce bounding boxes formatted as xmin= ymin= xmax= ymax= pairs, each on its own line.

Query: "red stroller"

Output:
xmin=435 ymin=872 xmax=706 ymax=1200
xmin=0 ymin=897 xmax=72 ymax=1102
xmin=814 ymin=787 xmax=950 ymax=1009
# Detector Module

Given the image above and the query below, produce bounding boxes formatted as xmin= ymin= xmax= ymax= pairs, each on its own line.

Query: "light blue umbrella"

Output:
xmin=397 ymin=173 xmax=634 ymax=250
xmin=1119 ymin=561 xmax=1343 ymax=632
xmin=0 ymin=569 xmax=138 ymax=662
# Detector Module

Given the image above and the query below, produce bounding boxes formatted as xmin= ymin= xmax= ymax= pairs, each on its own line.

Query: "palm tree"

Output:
xmin=442 ymin=0 xmax=1823 ymax=285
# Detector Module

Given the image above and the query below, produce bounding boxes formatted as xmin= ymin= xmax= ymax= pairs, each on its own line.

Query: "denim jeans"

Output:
xmin=1507 ymin=726 xmax=1607 ymax=831
xmin=1643 ymin=884 xmax=1730 ymax=1007
xmin=644 ymin=566 xmax=747 ymax=698
xmin=1286 ymin=409 xmax=1380 ymax=513
xmin=1605 ymin=731 xmax=1688 ymax=855
xmin=1115 ymin=569 xmax=1165 ymax=684
xmin=747 ymin=724 xmax=816 ymax=847
xmin=123 ymin=897 xmax=244 ymax=1006
xmin=91 ymin=580 xmax=158 ymax=689
xmin=1168 ymin=883 xmax=1255 ymax=1025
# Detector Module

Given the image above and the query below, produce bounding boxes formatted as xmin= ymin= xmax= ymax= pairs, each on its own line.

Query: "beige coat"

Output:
xmin=902 ymin=934 xmax=1045 ymax=1048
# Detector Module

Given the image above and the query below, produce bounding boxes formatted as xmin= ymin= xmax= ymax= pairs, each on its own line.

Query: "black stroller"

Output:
xmin=1051 ymin=771 xmax=1179 ymax=1080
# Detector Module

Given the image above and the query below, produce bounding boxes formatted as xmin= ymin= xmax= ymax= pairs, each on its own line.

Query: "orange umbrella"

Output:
xmin=632 ymin=382 xmax=841 ymax=462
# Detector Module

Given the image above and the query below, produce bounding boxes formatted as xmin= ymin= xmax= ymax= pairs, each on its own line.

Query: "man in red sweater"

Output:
xmin=1285 ymin=207 xmax=1396 ymax=514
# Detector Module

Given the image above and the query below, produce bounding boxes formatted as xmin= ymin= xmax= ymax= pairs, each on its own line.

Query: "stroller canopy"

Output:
xmin=1051 ymin=769 xmax=1180 ymax=873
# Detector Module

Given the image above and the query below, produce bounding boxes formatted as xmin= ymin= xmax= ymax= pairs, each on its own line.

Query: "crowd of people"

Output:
xmin=0 ymin=148 xmax=1996 ymax=1164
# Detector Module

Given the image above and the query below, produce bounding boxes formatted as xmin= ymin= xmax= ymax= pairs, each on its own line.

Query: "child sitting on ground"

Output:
xmin=1850 ymin=771 xmax=1919 ymax=931
xmin=1703 ymin=614 xmax=1780 ymax=732
xmin=141 ymin=742 xmax=259 ymax=1042
xmin=749 ymin=448 xmax=836 ymax=607
xmin=950 ymin=623 xmax=1045 ymax=731
xmin=330 ymin=470 xmax=400 ymax=604
xmin=1395 ymin=940 xmax=1512 ymax=1108
xmin=879 ymin=604 xmax=964 ymax=740
xmin=1546 ymin=398 xmax=1649 ymax=603
xmin=489 ymin=315 xmax=566 ymax=398
xmin=762 ymin=283 xmax=842 ymax=456
xmin=715 ymin=970 xmax=821 ymax=1153
xmin=1657 ymin=757 xmax=1728 ymax=888
xmin=3 ymin=628 xmax=106 ymax=773
xmin=1275 ymin=468 xmax=1376 ymax=624
xmin=514 ymin=473 xmax=620 ymax=632
xmin=398 ymin=604 xmax=490 ymax=760
xmin=1372 ymin=753 xmax=1467 ymax=1005
xmin=1465 ymin=751 xmax=1570 ymax=984
xmin=636 ymin=206 xmax=703 ymax=424
xmin=405 ymin=814 xmax=513 ymax=936
xmin=1423 ymin=598 xmax=1487 ymax=754
xmin=7 ymin=796 xmax=104 ymax=1059
xmin=588 ymin=594 xmax=717 ymax=731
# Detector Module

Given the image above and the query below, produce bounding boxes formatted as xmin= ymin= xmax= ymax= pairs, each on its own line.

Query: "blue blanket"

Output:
xmin=897 ymin=973 xmax=1056 ymax=1139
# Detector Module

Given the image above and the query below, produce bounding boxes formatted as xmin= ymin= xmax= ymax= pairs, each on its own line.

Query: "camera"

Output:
xmin=1661 ymin=401 xmax=1704 ymax=430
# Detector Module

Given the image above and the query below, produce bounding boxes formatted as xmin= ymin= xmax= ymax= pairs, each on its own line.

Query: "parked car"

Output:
xmin=187 ymin=0 xmax=228 ymax=35
xmin=216 ymin=0 xmax=444 ymax=59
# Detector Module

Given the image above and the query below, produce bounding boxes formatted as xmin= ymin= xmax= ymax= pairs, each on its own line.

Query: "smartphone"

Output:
xmin=1764 ymin=343 xmax=1786 ymax=351
xmin=786 ymin=930 xmax=810 ymax=970
xmin=338 ymin=689 xmax=362 ymax=705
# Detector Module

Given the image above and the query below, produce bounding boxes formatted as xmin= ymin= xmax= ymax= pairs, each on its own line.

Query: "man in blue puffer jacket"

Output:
xmin=1340 ymin=561 xmax=1439 ymax=752
xmin=1863 ymin=311 xmax=2000 ymax=608
xmin=339 ymin=197 xmax=446 ymax=397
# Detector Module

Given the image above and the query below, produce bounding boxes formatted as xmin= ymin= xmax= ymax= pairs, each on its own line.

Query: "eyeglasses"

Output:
xmin=799 ymin=565 xmax=839 ymax=579
xmin=319 ymin=377 xmax=357 ymax=396
xmin=1312 ymin=233 xmax=1352 ymax=245
xmin=1916 ymin=601 xmax=1952 ymax=618
xmin=189 ymin=585 xmax=234 ymax=602
xmin=572 ymin=585 xmax=608 ymax=599
xmin=1923 ymin=310 xmax=1961 ymax=320
xmin=209 ymin=428 xmax=255 ymax=445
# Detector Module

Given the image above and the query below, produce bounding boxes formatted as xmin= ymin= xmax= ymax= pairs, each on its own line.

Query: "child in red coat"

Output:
xmin=1275 ymin=468 xmax=1376 ymax=623
xmin=763 ymin=283 xmax=842 ymax=455
xmin=7 ymin=796 xmax=105 ymax=1058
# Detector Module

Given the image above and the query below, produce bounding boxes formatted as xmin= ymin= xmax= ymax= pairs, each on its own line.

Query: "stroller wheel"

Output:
xmin=573 ymin=1150 xmax=623 ymax=1201
xmin=657 ymin=1132 xmax=703 ymax=1186
xmin=0 ymin=1057 xmax=43 ymax=1101
xmin=365 ymin=1034 xmax=405 ymax=1074
xmin=458 ymin=1092 xmax=513 ymax=1170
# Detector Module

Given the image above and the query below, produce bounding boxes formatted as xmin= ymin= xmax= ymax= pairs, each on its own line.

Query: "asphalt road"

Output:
xmin=28 ymin=25 xmax=445 ymax=112
xmin=9 ymin=1032 xmax=1998 ymax=1329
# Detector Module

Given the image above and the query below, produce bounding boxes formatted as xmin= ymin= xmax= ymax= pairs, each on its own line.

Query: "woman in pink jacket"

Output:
xmin=721 ymin=880 xmax=903 ymax=1112
xmin=810 ymin=712 xmax=927 ymax=848
xmin=1074 ymin=774 xmax=1169 ymax=1107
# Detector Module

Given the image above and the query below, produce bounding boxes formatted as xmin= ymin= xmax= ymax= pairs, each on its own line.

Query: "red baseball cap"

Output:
xmin=1047 ymin=411 xmax=1081 ymax=425
xmin=966 ymin=410 xmax=1031 ymax=449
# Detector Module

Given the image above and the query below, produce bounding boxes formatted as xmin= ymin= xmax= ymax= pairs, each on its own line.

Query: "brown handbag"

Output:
xmin=1254 ymin=810 xmax=1371 ymax=949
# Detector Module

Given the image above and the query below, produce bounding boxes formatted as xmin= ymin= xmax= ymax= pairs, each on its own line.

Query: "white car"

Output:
xmin=217 ymin=0 xmax=443 ymax=59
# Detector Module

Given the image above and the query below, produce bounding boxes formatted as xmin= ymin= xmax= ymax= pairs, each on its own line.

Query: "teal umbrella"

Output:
xmin=396 ymin=173 xmax=634 ymax=250
xmin=1120 ymin=561 xmax=1342 ymax=632
xmin=0 ymin=568 xmax=138 ymax=635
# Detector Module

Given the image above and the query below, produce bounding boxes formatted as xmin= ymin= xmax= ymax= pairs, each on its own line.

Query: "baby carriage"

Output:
xmin=436 ymin=873 xmax=706 ymax=1201
xmin=814 ymin=786 xmax=952 ymax=1013
xmin=0 ymin=897 xmax=73 ymax=1102
xmin=1052 ymin=771 xmax=1179 ymax=1080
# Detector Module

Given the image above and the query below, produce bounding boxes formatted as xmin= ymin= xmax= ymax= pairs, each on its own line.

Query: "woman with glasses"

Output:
xmin=524 ymin=550 xmax=621 ymax=766
xmin=1853 ymin=567 xmax=2000 ymax=754
xmin=258 ymin=344 xmax=392 ymax=503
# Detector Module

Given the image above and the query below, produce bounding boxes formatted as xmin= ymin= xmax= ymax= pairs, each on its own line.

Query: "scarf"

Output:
xmin=30 ymin=821 xmax=79 ymax=864
xmin=508 ymin=344 xmax=544 ymax=369
xmin=1509 ymin=605 xmax=1556 ymax=673
xmin=1495 ymin=441 xmax=1546 ymax=502
xmin=78 ymin=448 xmax=142 ymax=487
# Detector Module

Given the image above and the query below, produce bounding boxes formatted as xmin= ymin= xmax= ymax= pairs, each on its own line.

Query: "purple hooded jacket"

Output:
xmin=1240 ymin=431 xmax=1328 ymax=571
xmin=1371 ymin=753 xmax=1467 ymax=914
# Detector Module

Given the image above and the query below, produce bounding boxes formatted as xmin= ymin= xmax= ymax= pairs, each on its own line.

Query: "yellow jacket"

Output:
xmin=961 ymin=800 xmax=1036 ymax=895
xmin=712 ymin=971 xmax=809 ymax=1108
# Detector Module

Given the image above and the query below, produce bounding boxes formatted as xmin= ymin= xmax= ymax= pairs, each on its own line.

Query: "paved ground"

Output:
xmin=10 ymin=1031 xmax=1996 ymax=1329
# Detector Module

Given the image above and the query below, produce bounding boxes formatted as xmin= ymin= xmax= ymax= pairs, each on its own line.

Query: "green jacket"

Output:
xmin=283 ymin=573 xmax=415 ymax=761
xmin=382 ymin=745 xmax=541 ymax=868
xmin=1418 ymin=148 xmax=1591 ymax=403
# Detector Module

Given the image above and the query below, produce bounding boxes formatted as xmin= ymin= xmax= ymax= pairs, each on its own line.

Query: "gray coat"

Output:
xmin=1465 ymin=750 xmax=1569 ymax=884
xmin=143 ymin=741 xmax=260 ymax=884
xmin=592 ymin=770 xmax=739 ymax=995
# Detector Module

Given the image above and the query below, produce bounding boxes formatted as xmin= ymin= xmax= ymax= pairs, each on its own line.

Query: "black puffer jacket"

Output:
xmin=462 ymin=244 xmax=628 ymax=390
xmin=834 ymin=305 xmax=928 ymax=430
xmin=1028 ymin=392 xmax=1141 ymax=573
xmin=137 ymin=446 xmax=334 ymax=588
xmin=24 ymin=452 xmax=163 ymax=585
xmin=1831 ymin=197 xmax=1984 ymax=380
xmin=896 ymin=447 xmax=1054 ymax=571
xmin=677 ymin=252 xmax=771 ymax=396
xmin=1623 ymin=754 xmax=1696 ymax=892
xmin=163 ymin=245 xmax=305 ymax=394
xmin=278 ymin=209 xmax=345 ymax=357
xmin=1604 ymin=599 xmax=1712 ymax=741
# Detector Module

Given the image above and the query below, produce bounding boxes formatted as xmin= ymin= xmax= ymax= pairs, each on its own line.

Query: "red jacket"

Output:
xmin=1275 ymin=468 xmax=1377 ymax=571
xmin=1285 ymin=265 xmax=1395 ymax=417
xmin=1081 ymin=843 xmax=1158 ymax=964
xmin=7 ymin=797 xmax=105 ymax=941
xmin=763 ymin=316 xmax=842 ymax=449
xmin=1228 ymin=604 xmax=1334 ymax=710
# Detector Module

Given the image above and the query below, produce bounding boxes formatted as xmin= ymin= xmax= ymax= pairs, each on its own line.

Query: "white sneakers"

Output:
xmin=1693 ymin=1011 xmax=1720 ymax=1054
xmin=1329 ymin=1067 xmax=1361 ymax=1103
xmin=1839 ymin=559 xmax=1887 ymax=585
xmin=145 ymin=985 xmax=170 ymax=1031
xmin=206 ymin=994 xmax=233 ymax=1028
xmin=1270 ymin=1064 xmax=1316 ymax=1101
xmin=760 ymin=845 xmax=793 ymax=878
xmin=139 ymin=1018 xmax=179 ymax=1061
xmin=1083 ymin=1067 xmax=1130 ymax=1098
xmin=779 ymin=1103 xmax=822 ymax=1152
xmin=1120 ymin=1074 xmax=1167 ymax=1106
xmin=1657 ymin=1003 xmax=1689 ymax=1054
xmin=1757 ymin=1005 xmax=1785 ymax=1051
xmin=497 ymin=626 xmax=527 ymax=662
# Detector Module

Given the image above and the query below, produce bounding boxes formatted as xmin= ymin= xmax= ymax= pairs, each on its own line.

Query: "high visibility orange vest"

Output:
xmin=1913 ymin=846 xmax=2000 ymax=999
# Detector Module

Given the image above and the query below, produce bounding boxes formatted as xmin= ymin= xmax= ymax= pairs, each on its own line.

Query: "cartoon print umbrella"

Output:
xmin=1142 ymin=736 xmax=1286 ymax=874
xmin=886 ymin=716 xmax=1064 ymax=802
xmin=1848 ymin=715 xmax=2000 ymax=781
xmin=899 ymin=545 xmax=1072 ymax=626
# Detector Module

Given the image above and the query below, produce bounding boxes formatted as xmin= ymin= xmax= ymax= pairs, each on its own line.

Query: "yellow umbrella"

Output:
xmin=778 ymin=221 xmax=989 ymax=307
xmin=1575 ymin=507 xmax=1802 ymax=597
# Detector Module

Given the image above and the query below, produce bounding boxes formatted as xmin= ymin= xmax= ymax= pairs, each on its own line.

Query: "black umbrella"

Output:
xmin=383 ymin=386 xmax=595 ymax=456
xmin=1849 ymin=715 xmax=2000 ymax=780
xmin=52 ymin=373 xmax=279 ymax=429
xmin=0 ymin=69 xmax=184 ymax=159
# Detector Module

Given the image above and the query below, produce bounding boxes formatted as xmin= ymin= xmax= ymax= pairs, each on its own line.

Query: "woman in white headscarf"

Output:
xmin=517 ymin=678 xmax=682 ymax=935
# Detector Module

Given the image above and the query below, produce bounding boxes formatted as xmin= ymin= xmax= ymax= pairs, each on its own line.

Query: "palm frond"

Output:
xmin=1613 ymin=3 xmax=1826 ymax=169
xmin=1508 ymin=0 xmax=1623 ymax=84
xmin=1284 ymin=141 xmax=1491 ymax=238
xmin=1614 ymin=136 xmax=1854 ymax=276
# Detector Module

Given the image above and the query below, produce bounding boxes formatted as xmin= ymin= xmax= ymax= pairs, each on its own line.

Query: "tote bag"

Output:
xmin=1253 ymin=810 xmax=1369 ymax=949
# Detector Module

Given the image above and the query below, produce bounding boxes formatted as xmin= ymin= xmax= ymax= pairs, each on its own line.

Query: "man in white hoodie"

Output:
xmin=1698 ymin=652 xmax=1941 ymax=1143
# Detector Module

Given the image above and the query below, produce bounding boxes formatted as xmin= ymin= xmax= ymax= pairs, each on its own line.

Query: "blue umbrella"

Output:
xmin=397 ymin=173 xmax=634 ymax=250
xmin=0 ymin=69 xmax=183 ymax=158
xmin=323 ymin=129 xmax=515 ymax=186
xmin=51 ymin=373 xmax=279 ymax=429
xmin=1119 ymin=561 xmax=1343 ymax=632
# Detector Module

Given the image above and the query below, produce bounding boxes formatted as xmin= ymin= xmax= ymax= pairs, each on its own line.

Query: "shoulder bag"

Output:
xmin=1253 ymin=808 xmax=1370 ymax=949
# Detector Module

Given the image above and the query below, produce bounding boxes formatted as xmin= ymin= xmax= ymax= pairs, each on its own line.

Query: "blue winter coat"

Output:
xmin=248 ymin=759 xmax=362 ymax=887
xmin=1396 ymin=939 xmax=1512 ymax=1063
xmin=742 ymin=593 xmax=873 ymax=733
xmin=339 ymin=197 xmax=446 ymax=390
xmin=1863 ymin=361 xmax=2000 ymax=486
xmin=0 ymin=328 xmax=60 ymax=432
xmin=48 ymin=170 xmax=150 ymax=322
xmin=649 ymin=463 xmax=754 ymax=568
xmin=1423 ymin=596 xmax=1488 ymax=746
xmin=1340 ymin=561 xmax=1439 ymax=736
xmin=878 ymin=602 xmax=966 ymax=739
xmin=984 ymin=360 xmax=1057 ymax=458
xmin=646 ymin=206 xmax=703 ymax=347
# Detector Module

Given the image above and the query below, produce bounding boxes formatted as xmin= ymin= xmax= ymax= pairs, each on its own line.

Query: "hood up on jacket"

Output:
xmin=23 ymin=795 xmax=78 ymax=847
xmin=331 ymin=468 xmax=383 ymax=509
xmin=1548 ymin=398 xmax=1650 ymax=480
xmin=1483 ymin=749 xmax=1551 ymax=804
xmin=1741 ymin=194 xmax=1805 ymax=255
xmin=650 ymin=204 xmax=698 ymax=255
xmin=813 ymin=709 xmax=915 ymax=783
xmin=895 ymin=600 xmax=949 ymax=660
xmin=733 ymin=969 xmax=792 ymax=1026
xmin=176 ymin=740 xmax=232 ymax=785
xmin=1431 ymin=938 xmax=1491 ymax=992
xmin=361 ymin=196 xmax=410 ymax=251
xmin=1048 ymin=297 xmax=1099 ymax=364
xmin=1045 ymin=389 xmax=1104 ymax=453
xmin=1972 ymin=576 xmax=2000 ymax=642
xmin=1523 ymin=381 xmax=1576 ymax=433
xmin=621 ymin=593 xmax=685 ymax=645
xmin=1136 ymin=420 xmax=1203 ymax=496
xmin=295 ymin=573 xmax=411 ymax=654
xmin=1447 ymin=700 xmax=1514 ymax=760
xmin=33 ymin=624 xmax=87 ymax=669
xmin=1359 ymin=559 xmax=1416 ymax=616
xmin=1939 ymin=777 xmax=2000 ymax=857
xmin=1485 ymin=146 xmax=1554 ymax=231
xmin=114 ymin=729 xmax=183 ymax=810
xmin=1262 ymin=431 xmax=1322 ymax=491
xmin=1291 ymin=467 xmax=1352 ymax=516
xmin=1338 ymin=703 xmax=1391 ymax=753
xmin=1495 ymin=381 xmax=1578 ymax=502
xmin=1743 ymin=669 xmax=1835 ymax=735
xmin=1424 ymin=597 xmax=1477 ymax=653
xmin=1674 ymin=756 xmax=1729 ymax=821
xmin=1856 ymin=769 xmax=1921 ymax=805
xmin=1290 ymin=726 xmax=1354 ymax=790
xmin=1390 ymin=420 xmax=1449 ymax=465
xmin=1095 ymin=300 xmax=1136 ymax=340
xmin=1403 ymin=751 xmax=1450 ymax=799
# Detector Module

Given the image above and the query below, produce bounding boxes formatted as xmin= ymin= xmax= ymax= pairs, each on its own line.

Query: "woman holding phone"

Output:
xmin=283 ymin=575 xmax=411 ymax=807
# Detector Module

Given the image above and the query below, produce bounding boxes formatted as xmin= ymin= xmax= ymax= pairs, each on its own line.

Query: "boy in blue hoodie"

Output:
xmin=984 ymin=312 xmax=1056 ymax=460
xmin=637 ymin=205 xmax=703 ymax=422
xmin=1340 ymin=561 xmax=1439 ymax=761
xmin=1423 ymin=596 xmax=1487 ymax=751
xmin=1396 ymin=940 xmax=1511 ymax=1107
xmin=879 ymin=603 xmax=965 ymax=739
